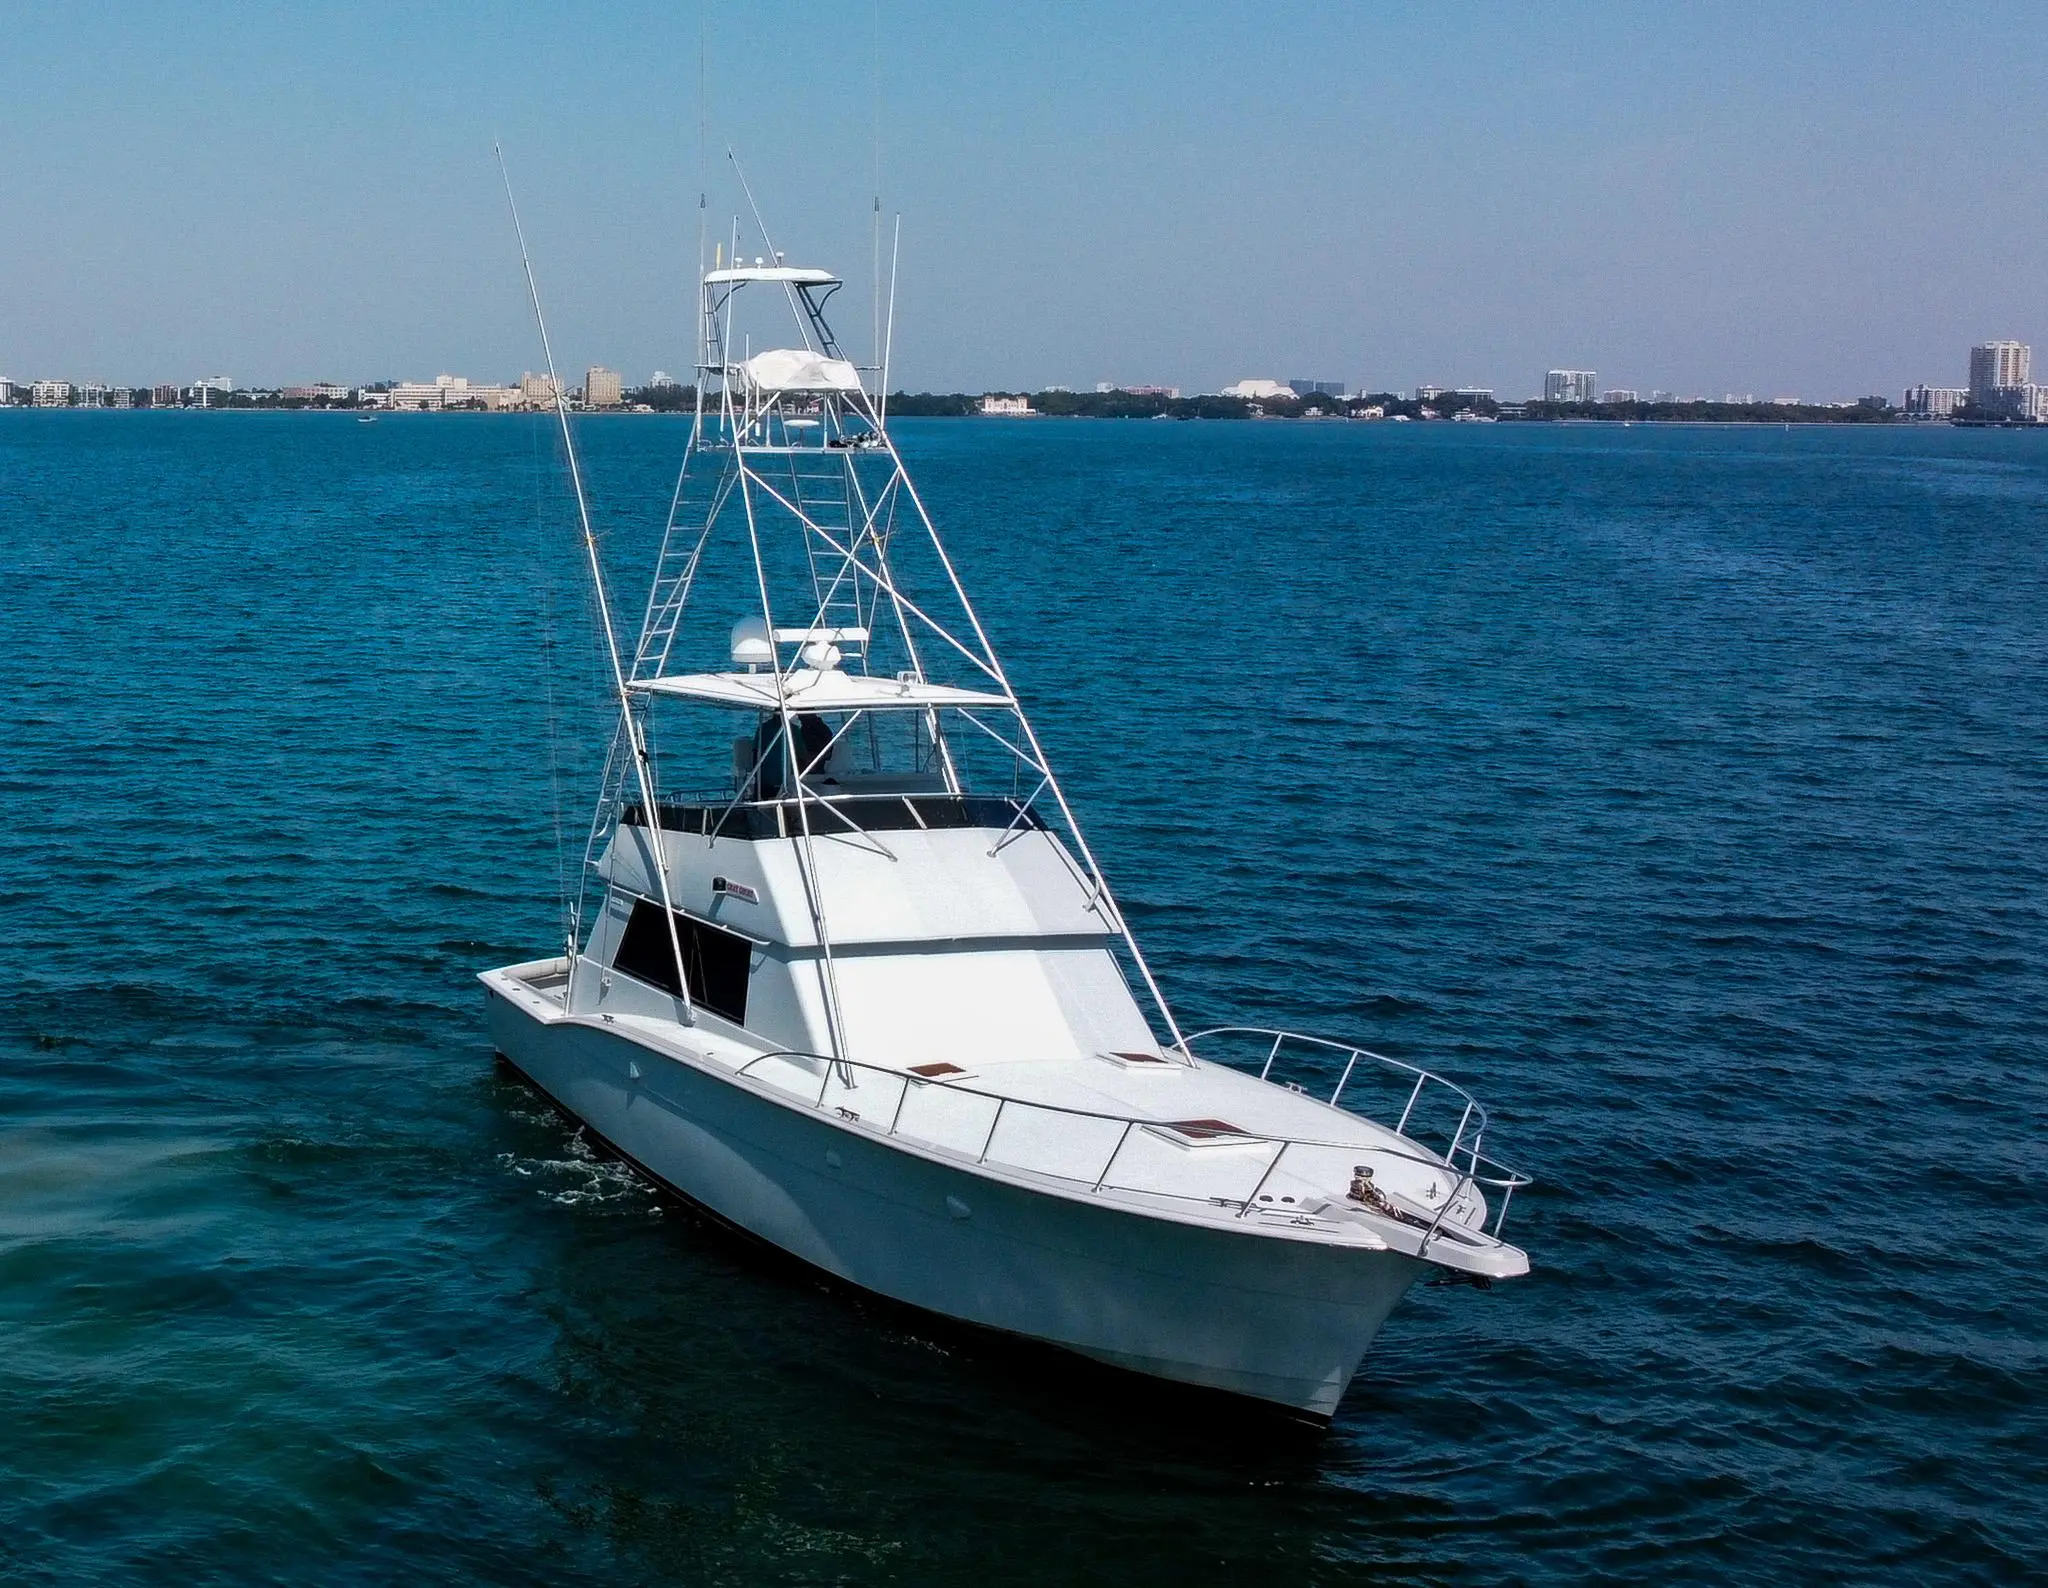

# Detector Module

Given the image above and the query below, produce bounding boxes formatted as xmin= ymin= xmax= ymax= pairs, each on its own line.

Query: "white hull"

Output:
xmin=486 ymin=981 xmax=1423 ymax=1419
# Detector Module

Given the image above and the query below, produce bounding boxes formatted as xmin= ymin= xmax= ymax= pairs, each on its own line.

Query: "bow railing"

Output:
xmin=724 ymin=1035 xmax=1530 ymax=1248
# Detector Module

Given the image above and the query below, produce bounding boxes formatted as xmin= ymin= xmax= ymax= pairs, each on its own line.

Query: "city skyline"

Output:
xmin=6 ymin=331 xmax=2039 ymax=415
xmin=1 ymin=7 xmax=2044 ymax=397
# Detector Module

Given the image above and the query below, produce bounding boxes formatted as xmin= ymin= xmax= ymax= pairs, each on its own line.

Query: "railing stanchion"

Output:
xmin=1092 ymin=1121 xmax=1135 ymax=1193
xmin=1260 ymin=1032 xmax=1284 ymax=1081
xmin=1419 ymin=1170 xmax=1472 ymax=1256
xmin=1236 ymin=1140 xmax=1289 ymax=1219
xmin=888 ymin=1075 xmax=910 ymax=1135
xmin=976 ymin=1099 xmax=1006 ymax=1165
xmin=1331 ymin=1049 xmax=1362 ymax=1107
xmin=1396 ymin=1073 xmax=1427 ymax=1136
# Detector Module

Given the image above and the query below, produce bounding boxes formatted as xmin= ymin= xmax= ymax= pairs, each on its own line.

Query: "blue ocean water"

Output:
xmin=1 ymin=410 xmax=2044 ymax=1584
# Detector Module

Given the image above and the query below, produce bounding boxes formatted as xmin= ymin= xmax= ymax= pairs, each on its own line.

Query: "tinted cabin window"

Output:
xmin=613 ymin=899 xmax=751 ymax=1024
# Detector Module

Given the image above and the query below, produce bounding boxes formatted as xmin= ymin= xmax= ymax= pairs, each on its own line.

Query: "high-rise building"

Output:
xmin=31 ymin=380 xmax=72 ymax=407
xmin=1544 ymin=369 xmax=1597 ymax=403
xmin=151 ymin=385 xmax=181 ymax=408
xmin=0 ymin=377 xmax=14 ymax=404
xmin=1904 ymin=385 xmax=1966 ymax=419
xmin=1288 ymin=379 xmax=1345 ymax=398
xmin=1969 ymin=341 xmax=2030 ymax=403
xmin=1602 ymin=389 xmax=1639 ymax=404
xmin=584 ymin=367 xmax=622 ymax=407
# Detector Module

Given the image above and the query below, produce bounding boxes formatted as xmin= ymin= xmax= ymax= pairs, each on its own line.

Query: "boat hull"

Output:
xmin=485 ymin=985 xmax=1423 ymax=1419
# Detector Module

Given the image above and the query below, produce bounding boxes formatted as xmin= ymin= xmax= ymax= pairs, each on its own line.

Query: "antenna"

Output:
xmin=879 ymin=214 xmax=901 ymax=428
xmin=727 ymin=145 xmax=779 ymax=262
xmin=696 ymin=0 xmax=709 ymax=290
xmin=495 ymin=143 xmax=696 ymax=1022
xmin=872 ymin=0 xmax=883 ymax=372
xmin=727 ymin=146 xmax=815 ymax=351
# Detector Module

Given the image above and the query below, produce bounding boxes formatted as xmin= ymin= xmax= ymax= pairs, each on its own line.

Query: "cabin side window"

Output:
xmin=613 ymin=898 xmax=752 ymax=1024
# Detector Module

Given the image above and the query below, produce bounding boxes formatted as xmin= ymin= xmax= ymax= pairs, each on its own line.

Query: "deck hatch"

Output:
xmin=1145 ymin=1118 xmax=1257 ymax=1148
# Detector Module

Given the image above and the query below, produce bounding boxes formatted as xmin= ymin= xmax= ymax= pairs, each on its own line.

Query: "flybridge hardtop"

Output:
xmin=481 ymin=247 xmax=1531 ymax=1419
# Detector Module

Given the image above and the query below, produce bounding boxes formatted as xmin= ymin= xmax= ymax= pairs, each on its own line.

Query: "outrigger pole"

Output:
xmin=496 ymin=145 xmax=696 ymax=1023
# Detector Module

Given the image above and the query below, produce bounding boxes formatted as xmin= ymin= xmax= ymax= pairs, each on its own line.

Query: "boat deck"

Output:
xmin=486 ymin=958 xmax=1529 ymax=1277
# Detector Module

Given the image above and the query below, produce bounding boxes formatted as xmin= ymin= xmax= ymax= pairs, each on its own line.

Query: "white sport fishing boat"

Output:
xmin=482 ymin=246 xmax=1531 ymax=1420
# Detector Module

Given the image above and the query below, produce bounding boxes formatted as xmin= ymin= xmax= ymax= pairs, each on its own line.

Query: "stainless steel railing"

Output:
xmin=1177 ymin=1026 xmax=1530 ymax=1244
xmin=725 ymin=1035 xmax=1531 ymax=1248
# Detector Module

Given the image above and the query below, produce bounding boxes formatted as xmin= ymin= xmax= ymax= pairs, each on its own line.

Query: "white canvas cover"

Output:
xmin=703 ymin=266 xmax=839 ymax=286
xmin=630 ymin=667 xmax=1012 ymax=713
xmin=739 ymin=348 xmax=865 ymax=394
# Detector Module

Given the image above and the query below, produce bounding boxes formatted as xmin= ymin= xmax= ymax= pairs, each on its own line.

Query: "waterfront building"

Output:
xmin=107 ymin=387 xmax=134 ymax=409
xmin=1415 ymin=384 xmax=1446 ymax=401
xmin=1969 ymin=341 xmax=2029 ymax=403
xmin=1288 ymin=379 xmax=1345 ymax=398
xmin=1904 ymin=385 xmax=1966 ymax=419
xmin=0 ymin=377 xmax=14 ymax=404
xmin=151 ymin=385 xmax=181 ymax=408
xmin=1544 ymin=370 xmax=1598 ymax=403
xmin=979 ymin=394 xmax=1033 ymax=416
xmin=31 ymin=380 xmax=72 ymax=407
xmin=389 ymin=375 xmax=523 ymax=411
xmin=648 ymin=371 xmax=680 ymax=390
xmin=1221 ymin=379 xmax=1293 ymax=400
xmin=584 ymin=367 xmax=623 ymax=407
xmin=1602 ymin=389 xmax=1638 ymax=404
xmin=520 ymin=372 xmax=559 ymax=405
xmin=388 ymin=378 xmax=456 ymax=410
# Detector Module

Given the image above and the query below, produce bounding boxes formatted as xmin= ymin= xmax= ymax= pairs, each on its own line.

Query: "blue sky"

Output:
xmin=3 ymin=4 xmax=2043 ymax=397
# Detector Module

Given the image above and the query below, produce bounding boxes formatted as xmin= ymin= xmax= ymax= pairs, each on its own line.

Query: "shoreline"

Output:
xmin=4 ymin=407 xmax=2038 ymax=429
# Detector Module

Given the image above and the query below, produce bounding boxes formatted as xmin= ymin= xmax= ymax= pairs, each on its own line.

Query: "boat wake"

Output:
xmin=497 ymin=1129 xmax=662 ymax=1215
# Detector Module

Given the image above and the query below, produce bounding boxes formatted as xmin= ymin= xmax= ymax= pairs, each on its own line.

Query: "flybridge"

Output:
xmin=554 ymin=255 xmax=1186 ymax=1064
